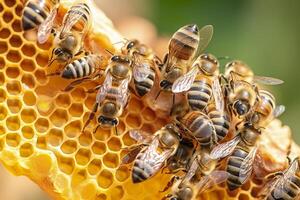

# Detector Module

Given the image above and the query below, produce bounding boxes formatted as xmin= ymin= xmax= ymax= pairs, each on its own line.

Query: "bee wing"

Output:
xmin=116 ymin=77 xmax=130 ymax=107
xmin=273 ymin=105 xmax=285 ymax=118
xmin=257 ymin=175 xmax=281 ymax=198
xmin=182 ymin=156 xmax=199 ymax=183
xmin=122 ymin=145 xmax=144 ymax=164
xmin=195 ymin=170 xmax=228 ymax=193
xmin=133 ymin=61 xmax=152 ymax=82
xmin=273 ymin=158 xmax=299 ymax=199
xmin=60 ymin=4 xmax=88 ymax=38
xmin=197 ymin=25 xmax=214 ymax=54
xmin=212 ymin=76 xmax=224 ymax=111
xmin=209 ymin=136 xmax=240 ymax=160
xmin=96 ymin=72 xmax=112 ymax=103
xmin=139 ymin=136 xmax=173 ymax=175
xmin=238 ymin=146 xmax=258 ymax=184
xmin=37 ymin=7 xmax=58 ymax=44
xmin=129 ymin=130 xmax=153 ymax=143
xmin=172 ymin=67 xmax=199 ymax=93
xmin=253 ymin=76 xmax=284 ymax=85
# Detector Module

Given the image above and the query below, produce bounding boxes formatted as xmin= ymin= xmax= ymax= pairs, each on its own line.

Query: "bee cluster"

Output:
xmin=20 ymin=1 xmax=300 ymax=200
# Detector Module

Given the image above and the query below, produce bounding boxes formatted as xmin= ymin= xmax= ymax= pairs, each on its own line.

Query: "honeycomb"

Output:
xmin=0 ymin=0 xmax=298 ymax=200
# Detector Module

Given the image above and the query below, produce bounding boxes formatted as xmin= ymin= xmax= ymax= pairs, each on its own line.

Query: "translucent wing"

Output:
xmin=96 ymin=72 xmax=112 ymax=103
xmin=129 ymin=130 xmax=153 ymax=143
xmin=133 ymin=61 xmax=152 ymax=82
xmin=210 ymin=136 xmax=240 ymax=160
xmin=122 ymin=146 xmax=144 ymax=164
xmin=257 ymin=175 xmax=281 ymax=198
xmin=60 ymin=3 xmax=89 ymax=38
xmin=197 ymin=25 xmax=214 ymax=54
xmin=172 ymin=67 xmax=199 ymax=93
xmin=195 ymin=170 xmax=228 ymax=193
xmin=116 ymin=77 xmax=130 ymax=107
xmin=37 ymin=7 xmax=57 ymax=44
xmin=212 ymin=76 xmax=224 ymax=111
xmin=274 ymin=158 xmax=299 ymax=199
xmin=182 ymin=156 xmax=199 ymax=183
xmin=273 ymin=105 xmax=285 ymax=118
xmin=239 ymin=146 xmax=258 ymax=184
xmin=253 ymin=76 xmax=284 ymax=85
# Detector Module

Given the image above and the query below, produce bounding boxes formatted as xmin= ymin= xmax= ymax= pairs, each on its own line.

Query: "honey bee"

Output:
xmin=156 ymin=24 xmax=213 ymax=106
xmin=22 ymin=0 xmax=59 ymax=32
xmin=246 ymin=89 xmax=285 ymax=129
xmin=259 ymin=157 xmax=300 ymax=200
xmin=48 ymin=2 xmax=92 ymax=66
xmin=121 ymin=124 xmax=181 ymax=183
xmin=121 ymin=39 xmax=157 ymax=97
xmin=82 ymin=55 xmax=131 ymax=133
xmin=210 ymin=125 xmax=261 ymax=191
xmin=162 ymin=151 xmax=228 ymax=200
xmin=224 ymin=60 xmax=284 ymax=85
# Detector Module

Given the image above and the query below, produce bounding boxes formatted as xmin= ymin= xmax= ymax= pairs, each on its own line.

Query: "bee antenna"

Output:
xmin=115 ymin=126 xmax=119 ymax=136
xmin=105 ymin=49 xmax=114 ymax=55
xmin=47 ymin=58 xmax=58 ymax=67
xmin=112 ymin=40 xmax=126 ymax=46
xmin=155 ymin=90 xmax=162 ymax=100
xmin=93 ymin=125 xmax=101 ymax=134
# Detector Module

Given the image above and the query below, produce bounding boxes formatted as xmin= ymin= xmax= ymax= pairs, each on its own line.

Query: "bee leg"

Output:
xmin=264 ymin=171 xmax=284 ymax=181
xmin=46 ymin=71 xmax=61 ymax=77
xmin=86 ymin=85 xmax=102 ymax=93
xmin=169 ymin=94 xmax=176 ymax=115
xmin=161 ymin=194 xmax=172 ymax=200
xmin=160 ymin=176 xmax=180 ymax=192
xmin=82 ymin=102 xmax=99 ymax=132
xmin=63 ymin=77 xmax=92 ymax=92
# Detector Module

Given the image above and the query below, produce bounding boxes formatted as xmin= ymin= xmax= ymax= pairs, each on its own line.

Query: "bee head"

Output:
xmin=98 ymin=116 xmax=119 ymax=128
xmin=233 ymin=100 xmax=250 ymax=116
xmin=159 ymin=124 xmax=180 ymax=148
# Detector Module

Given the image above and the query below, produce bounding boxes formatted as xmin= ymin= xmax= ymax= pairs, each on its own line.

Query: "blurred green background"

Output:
xmin=99 ymin=0 xmax=300 ymax=142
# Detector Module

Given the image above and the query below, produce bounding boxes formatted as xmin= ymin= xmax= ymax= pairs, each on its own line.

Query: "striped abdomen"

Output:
xmin=61 ymin=3 xmax=91 ymax=35
xmin=134 ymin=67 xmax=155 ymax=96
xmin=226 ymin=145 xmax=250 ymax=191
xmin=187 ymin=77 xmax=212 ymax=111
xmin=208 ymin=109 xmax=230 ymax=142
xmin=267 ymin=176 xmax=300 ymax=200
xmin=169 ymin=24 xmax=199 ymax=60
xmin=182 ymin=111 xmax=215 ymax=148
xmin=62 ymin=55 xmax=101 ymax=79
xmin=22 ymin=0 xmax=58 ymax=30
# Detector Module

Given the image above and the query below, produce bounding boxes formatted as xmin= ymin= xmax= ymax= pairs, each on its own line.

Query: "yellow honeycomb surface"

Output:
xmin=0 ymin=0 xmax=298 ymax=200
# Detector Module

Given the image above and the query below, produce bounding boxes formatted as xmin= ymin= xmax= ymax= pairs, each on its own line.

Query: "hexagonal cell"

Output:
xmin=36 ymin=136 xmax=48 ymax=149
xmin=21 ymin=108 xmax=37 ymax=123
xmin=21 ymin=44 xmax=36 ymax=57
xmin=95 ymin=194 xmax=107 ymax=200
xmin=7 ymin=98 xmax=22 ymax=113
xmin=61 ymin=140 xmax=77 ymax=154
xmin=57 ymin=156 xmax=75 ymax=175
xmin=6 ymin=133 xmax=21 ymax=147
xmin=64 ymin=120 xmax=82 ymax=138
xmin=7 ymin=50 xmax=21 ymax=63
xmin=14 ymin=3 xmax=22 ymax=16
xmin=87 ymin=159 xmax=102 ymax=176
xmin=91 ymin=141 xmax=106 ymax=155
xmin=122 ymin=131 xmax=137 ymax=146
xmin=97 ymin=169 xmax=113 ymax=189
xmin=37 ymin=39 xmax=52 ymax=50
xmin=75 ymin=148 xmax=91 ymax=166
xmin=0 ymin=41 xmax=8 ymax=53
xmin=3 ymin=11 xmax=14 ymax=23
xmin=84 ymin=94 xmax=96 ymax=110
xmin=69 ymin=103 xmax=83 ymax=117
xmin=241 ymin=180 xmax=251 ymax=191
xmin=0 ymin=28 xmax=11 ymax=39
xmin=21 ymin=126 xmax=34 ymax=139
xmin=12 ymin=20 xmax=21 ymax=32
xmin=71 ymin=169 xmax=87 ymax=187
xmin=142 ymin=107 xmax=157 ymax=122
xmin=0 ymin=139 xmax=4 ymax=151
xmin=238 ymin=193 xmax=250 ymax=200
xmin=0 ymin=125 xmax=5 ymax=136
xmin=36 ymin=96 xmax=55 ymax=116
xmin=34 ymin=69 xmax=48 ymax=85
xmin=141 ymin=123 xmax=155 ymax=133
xmin=0 ymin=72 xmax=4 ymax=85
xmin=9 ymin=34 xmax=22 ymax=47
xmin=49 ymin=109 xmax=69 ymax=127
xmin=0 ymin=3 xmax=3 ymax=12
xmin=107 ymin=137 xmax=122 ymax=151
xmin=0 ymin=57 xmax=5 ymax=69
xmin=78 ymin=131 xmax=92 ymax=147
xmin=125 ymin=113 xmax=142 ymax=128
xmin=128 ymin=96 xmax=144 ymax=112
xmin=19 ymin=143 xmax=34 ymax=157
xmin=117 ymin=120 xmax=126 ymax=134
xmin=55 ymin=93 xmax=71 ymax=108
xmin=34 ymin=118 xmax=49 ymax=133
xmin=4 ymin=0 xmax=16 ymax=7
xmin=0 ymin=105 xmax=8 ymax=120
xmin=0 ymin=88 xmax=7 ymax=102
xmin=6 ymin=67 xmax=20 ymax=79
xmin=103 ymin=152 xmax=119 ymax=169
xmin=35 ymin=53 xmax=49 ymax=67
xmin=6 ymin=116 xmax=20 ymax=131
xmin=20 ymin=59 xmax=35 ymax=72
xmin=21 ymin=74 xmax=36 ymax=89
xmin=116 ymin=166 xmax=130 ymax=182
xmin=70 ymin=87 xmax=86 ymax=102
xmin=47 ymin=128 xmax=63 ymax=147
xmin=23 ymin=91 xmax=36 ymax=106
xmin=6 ymin=80 xmax=21 ymax=95
xmin=109 ymin=186 xmax=125 ymax=200
xmin=94 ymin=128 xmax=111 ymax=141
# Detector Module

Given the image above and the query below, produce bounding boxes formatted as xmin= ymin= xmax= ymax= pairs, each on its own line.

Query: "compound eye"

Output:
xmin=98 ymin=116 xmax=105 ymax=124
xmin=127 ymin=41 xmax=135 ymax=49
xmin=111 ymin=56 xmax=119 ymax=61
xmin=234 ymin=101 xmax=250 ymax=116
xmin=112 ymin=118 xmax=119 ymax=126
